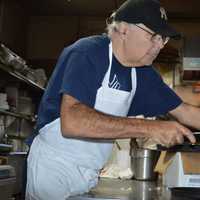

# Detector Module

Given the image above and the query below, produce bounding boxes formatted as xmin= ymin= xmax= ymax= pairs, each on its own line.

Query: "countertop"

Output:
xmin=68 ymin=178 xmax=199 ymax=200
xmin=69 ymin=178 xmax=174 ymax=200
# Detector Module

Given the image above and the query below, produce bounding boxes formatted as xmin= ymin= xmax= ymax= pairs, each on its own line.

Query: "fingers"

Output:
xmin=152 ymin=121 xmax=196 ymax=148
xmin=175 ymin=134 xmax=184 ymax=144
xmin=160 ymin=127 xmax=193 ymax=147
xmin=178 ymin=125 xmax=196 ymax=144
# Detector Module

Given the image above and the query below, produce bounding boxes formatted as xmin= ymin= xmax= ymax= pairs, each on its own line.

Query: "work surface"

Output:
xmin=68 ymin=178 xmax=195 ymax=200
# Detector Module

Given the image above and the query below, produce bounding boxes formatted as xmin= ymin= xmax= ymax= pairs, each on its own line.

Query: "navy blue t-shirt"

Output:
xmin=36 ymin=35 xmax=182 ymax=131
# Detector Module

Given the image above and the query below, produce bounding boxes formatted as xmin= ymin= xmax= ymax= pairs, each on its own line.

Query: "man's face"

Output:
xmin=122 ymin=23 xmax=169 ymax=66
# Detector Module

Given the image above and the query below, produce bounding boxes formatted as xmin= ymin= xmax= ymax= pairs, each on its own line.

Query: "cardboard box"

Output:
xmin=155 ymin=151 xmax=200 ymax=188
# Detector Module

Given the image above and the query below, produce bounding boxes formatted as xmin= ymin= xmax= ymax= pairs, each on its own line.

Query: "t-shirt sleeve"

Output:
xmin=59 ymin=50 xmax=100 ymax=108
xmin=128 ymin=67 xmax=182 ymax=117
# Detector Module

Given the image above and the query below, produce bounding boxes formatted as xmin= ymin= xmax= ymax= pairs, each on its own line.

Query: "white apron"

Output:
xmin=26 ymin=42 xmax=137 ymax=200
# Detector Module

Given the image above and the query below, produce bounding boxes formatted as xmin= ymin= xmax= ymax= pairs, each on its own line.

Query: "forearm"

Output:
xmin=170 ymin=103 xmax=200 ymax=130
xmin=60 ymin=95 xmax=158 ymax=139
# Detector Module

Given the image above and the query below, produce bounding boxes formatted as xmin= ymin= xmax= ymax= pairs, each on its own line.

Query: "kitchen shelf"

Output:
xmin=0 ymin=63 xmax=45 ymax=91
xmin=7 ymin=135 xmax=27 ymax=140
xmin=0 ymin=108 xmax=35 ymax=122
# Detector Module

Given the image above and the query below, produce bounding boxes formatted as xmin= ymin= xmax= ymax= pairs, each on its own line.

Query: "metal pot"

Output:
xmin=130 ymin=148 xmax=160 ymax=181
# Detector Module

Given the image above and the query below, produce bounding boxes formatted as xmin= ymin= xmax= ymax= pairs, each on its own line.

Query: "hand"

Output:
xmin=150 ymin=121 xmax=196 ymax=147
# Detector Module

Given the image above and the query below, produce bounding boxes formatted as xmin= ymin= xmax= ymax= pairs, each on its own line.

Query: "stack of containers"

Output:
xmin=0 ymin=93 xmax=9 ymax=110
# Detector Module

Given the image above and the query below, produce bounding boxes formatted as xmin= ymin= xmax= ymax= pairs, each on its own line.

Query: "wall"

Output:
xmin=27 ymin=16 xmax=106 ymax=60
xmin=26 ymin=16 xmax=106 ymax=74
xmin=174 ymin=85 xmax=200 ymax=106
xmin=0 ymin=0 xmax=27 ymax=57
xmin=26 ymin=17 xmax=200 ymax=76
xmin=27 ymin=16 xmax=79 ymax=60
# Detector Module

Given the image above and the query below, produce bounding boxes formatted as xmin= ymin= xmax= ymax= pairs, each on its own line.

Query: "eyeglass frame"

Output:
xmin=134 ymin=24 xmax=169 ymax=45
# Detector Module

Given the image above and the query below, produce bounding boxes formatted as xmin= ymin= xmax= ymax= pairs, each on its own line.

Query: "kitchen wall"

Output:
xmin=174 ymin=85 xmax=200 ymax=106
xmin=26 ymin=19 xmax=200 ymax=57
xmin=26 ymin=16 xmax=106 ymax=74
xmin=1 ymin=0 xmax=200 ymax=83
xmin=27 ymin=16 xmax=79 ymax=60
xmin=26 ymin=17 xmax=200 ymax=75
xmin=0 ymin=0 xmax=27 ymax=57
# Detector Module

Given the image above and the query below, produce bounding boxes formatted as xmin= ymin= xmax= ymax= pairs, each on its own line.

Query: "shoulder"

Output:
xmin=57 ymin=35 xmax=110 ymax=70
xmin=66 ymin=35 xmax=109 ymax=58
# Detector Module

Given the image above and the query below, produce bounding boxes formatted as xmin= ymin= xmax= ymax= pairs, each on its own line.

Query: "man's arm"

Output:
xmin=60 ymin=94 xmax=195 ymax=146
xmin=170 ymin=102 xmax=200 ymax=130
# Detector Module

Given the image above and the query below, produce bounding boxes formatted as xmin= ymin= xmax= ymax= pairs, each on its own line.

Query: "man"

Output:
xmin=26 ymin=0 xmax=200 ymax=199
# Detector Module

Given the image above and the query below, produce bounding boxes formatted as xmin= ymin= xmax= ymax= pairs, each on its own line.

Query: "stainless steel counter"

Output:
xmin=68 ymin=178 xmax=196 ymax=200
xmin=68 ymin=178 xmax=170 ymax=200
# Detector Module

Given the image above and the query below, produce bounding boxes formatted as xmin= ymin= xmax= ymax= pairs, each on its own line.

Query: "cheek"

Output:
xmin=128 ymin=38 xmax=147 ymax=56
xmin=146 ymin=45 xmax=160 ymax=57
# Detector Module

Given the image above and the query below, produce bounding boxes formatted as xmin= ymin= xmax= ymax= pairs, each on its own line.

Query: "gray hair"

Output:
xmin=106 ymin=12 xmax=122 ymax=38
xmin=106 ymin=21 xmax=121 ymax=38
xmin=106 ymin=13 xmax=132 ymax=38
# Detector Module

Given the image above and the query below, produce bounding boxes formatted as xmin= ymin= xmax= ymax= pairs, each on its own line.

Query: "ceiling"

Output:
xmin=27 ymin=0 xmax=200 ymax=20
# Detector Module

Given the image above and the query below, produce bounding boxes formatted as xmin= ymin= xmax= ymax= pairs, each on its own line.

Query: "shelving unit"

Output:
xmin=0 ymin=62 xmax=45 ymax=156
xmin=0 ymin=108 xmax=35 ymax=122
xmin=0 ymin=63 xmax=45 ymax=91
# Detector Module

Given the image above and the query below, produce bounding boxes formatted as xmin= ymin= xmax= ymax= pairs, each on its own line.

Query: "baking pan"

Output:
xmin=171 ymin=188 xmax=200 ymax=200
xmin=157 ymin=132 xmax=200 ymax=152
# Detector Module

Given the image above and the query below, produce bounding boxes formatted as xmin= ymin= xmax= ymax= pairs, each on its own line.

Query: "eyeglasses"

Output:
xmin=134 ymin=24 xmax=169 ymax=45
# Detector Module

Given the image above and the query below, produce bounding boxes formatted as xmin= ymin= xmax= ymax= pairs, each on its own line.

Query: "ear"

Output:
xmin=118 ymin=22 xmax=129 ymax=40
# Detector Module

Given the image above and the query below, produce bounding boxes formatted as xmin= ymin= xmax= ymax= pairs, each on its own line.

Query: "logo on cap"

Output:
xmin=160 ymin=7 xmax=167 ymax=20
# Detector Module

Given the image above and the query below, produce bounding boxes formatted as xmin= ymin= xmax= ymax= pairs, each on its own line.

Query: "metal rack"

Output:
xmin=0 ymin=63 xmax=45 ymax=91
xmin=0 ymin=62 xmax=44 ymax=154
xmin=0 ymin=108 xmax=35 ymax=122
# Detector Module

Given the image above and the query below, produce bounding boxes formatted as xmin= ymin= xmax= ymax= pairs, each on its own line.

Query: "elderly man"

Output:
xmin=26 ymin=0 xmax=200 ymax=199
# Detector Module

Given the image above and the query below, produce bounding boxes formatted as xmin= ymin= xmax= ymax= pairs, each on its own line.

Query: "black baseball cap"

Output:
xmin=113 ymin=0 xmax=181 ymax=39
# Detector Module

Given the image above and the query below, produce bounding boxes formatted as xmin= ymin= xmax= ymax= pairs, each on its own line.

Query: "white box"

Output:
xmin=155 ymin=151 xmax=200 ymax=188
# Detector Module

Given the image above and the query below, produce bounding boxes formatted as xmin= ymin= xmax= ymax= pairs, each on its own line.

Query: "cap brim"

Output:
xmin=158 ymin=24 xmax=181 ymax=40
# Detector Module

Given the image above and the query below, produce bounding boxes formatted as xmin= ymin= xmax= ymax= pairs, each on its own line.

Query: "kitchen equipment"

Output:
xmin=130 ymin=147 xmax=160 ymax=181
xmin=7 ymin=153 xmax=27 ymax=195
xmin=157 ymin=132 xmax=200 ymax=152
xmin=171 ymin=187 xmax=200 ymax=200
xmin=0 ymin=93 xmax=9 ymax=110
xmin=0 ymin=165 xmax=15 ymax=179
xmin=20 ymin=119 xmax=33 ymax=137
xmin=0 ymin=43 xmax=27 ymax=73
xmin=9 ymin=139 xmax=23 ymax=152
xmin=0 ymin=144 xmax=12 ymax=153
xmin=68 ymin=198 xmax=120 ymax=200
xmin=18 ymin=96 xmax=33 ymax=115
xmin=0 ymin=165 xmax=16 ymax=200
xmin=0 ymin=177 xmax=16 ymax=200
xmin=156 ymin=151 xmax=200 ymax=188
xmin=5 ymin=118 xmax=20 ymax=137
xmin=0 ymin=116 xmax=5 ymax=141
xmin=5 ymin=86 xmax=19 ymax=111
xmin=34 ymin=68 xmax=47 ymax=87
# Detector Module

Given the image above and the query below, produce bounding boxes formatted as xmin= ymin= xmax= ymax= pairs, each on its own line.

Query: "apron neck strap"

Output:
xmin=102 ymin=42 xmax=113 ymax=86
xmin=102 ymin=42 xmax=137 ymax=98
